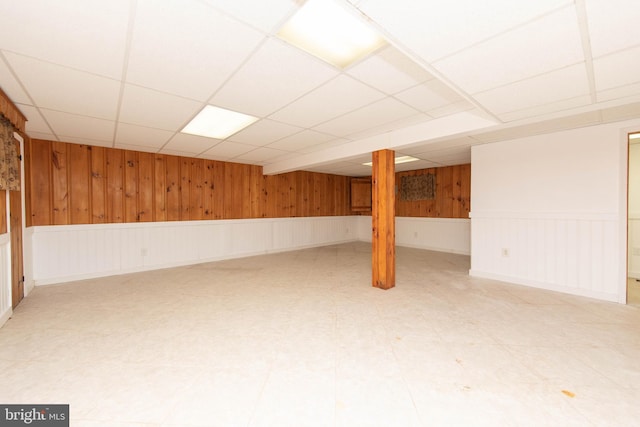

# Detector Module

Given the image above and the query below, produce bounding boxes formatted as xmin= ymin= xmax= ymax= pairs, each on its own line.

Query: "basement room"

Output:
xmin=0 ymin=0 xmax=639 ymax=425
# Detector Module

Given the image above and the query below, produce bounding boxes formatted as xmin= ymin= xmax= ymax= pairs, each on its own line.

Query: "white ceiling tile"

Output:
xmin=5 ymin=52 xmax=121 ymax=120
xmin=201 ymin=0 xmax=296 ymax=34
xmin=119 ymin=84 xmax=202 ymax=131
xmin=268 ymin=74 xmax=386 ymax=127
xmin=0 ymin=57 xmax=31 ymax=105
xmin=41 ymin=109 xmax=115 ymax=143
xmin=593 ymin=46 xmax=640 ymax=91
xmin=0 ymin=0 xmax=130 ymax=78
xmin=2 ymin=0 xmax=638 ymax=178
xmin=268 ymin=130 xmax=343 ymax=152
xmin=497 ymin=95 xmax=592 ymax=122
xmin=586 ymin=0 xmax=640 ymax=57
xmin=127 ymin=0 xmax=265 ymax=101
xmin=347 ymin=46 xmax=433 ymax=95
xmin=313 ymin=98 xmax=419 ymax=137
xmin=357 ymin=0 xmax=571 ymax=62
xmin=473 ymin=64 xmax=589 ymax=115
xmin=297 ymin=138 xmax=351 ymax=154
xmin=15 ymin=104 xmax=51 ymax=134
xmin=212 ymin=38 xmax=338 ymax=117
xmin=264 ymin=152 xmax=300 ymax=164
xmin=394 ymin=80 xmax=463 ymax=113
xmin=115 ymin=123 xmax=174 ymax=148
xmin=227 ymin=118 xmax=303 ymax=146
xmin=427 ymin=101 xmax=476 ymax=118
xmin=433 ymin=5 xmax=584 ymax=94
xmin=200 ymin=141 xmax=255 ymax=160
xmin=234 ymin=146 xmax=290 ymax=162
xmin=346 ymin=113 xmax=430 ymax=140
xmin=163 ymin=133 xmax=221 ymax=155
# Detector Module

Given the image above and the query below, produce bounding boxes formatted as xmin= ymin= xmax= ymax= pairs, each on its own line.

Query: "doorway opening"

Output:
xmin=628 ymin=131 xmax=640 ymax=306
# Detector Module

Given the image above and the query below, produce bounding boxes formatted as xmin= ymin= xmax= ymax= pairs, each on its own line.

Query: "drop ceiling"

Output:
xmin=1 ymin=0 xmax=639 ymax=176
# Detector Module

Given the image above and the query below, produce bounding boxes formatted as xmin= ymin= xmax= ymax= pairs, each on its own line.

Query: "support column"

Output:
xmin=371 ymin=149 xmax=395 ymax=290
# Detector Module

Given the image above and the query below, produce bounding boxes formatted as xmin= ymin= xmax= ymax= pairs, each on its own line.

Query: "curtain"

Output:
xmin=0 ymin=115 xmax=19 ymax=191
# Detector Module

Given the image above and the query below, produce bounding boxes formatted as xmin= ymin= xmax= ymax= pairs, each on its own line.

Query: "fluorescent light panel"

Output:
xmin=630 ymin=132 xmax=640 ymax=140
xmin=182 ymin=105 xmax=258 ymax=139
xmin=363 ymin=155 xmax=420 ymax=166
xmin=277 ymin=0 xmax=386 ymax=69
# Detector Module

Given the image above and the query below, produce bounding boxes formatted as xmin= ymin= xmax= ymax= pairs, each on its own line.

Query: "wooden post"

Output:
xmin=371 ymin=149 xmax=395 ymax=290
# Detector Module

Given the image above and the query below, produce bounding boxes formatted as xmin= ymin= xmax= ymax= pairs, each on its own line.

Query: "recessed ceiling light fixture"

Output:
xmin=363 ymin=155 xmax=420 ymax=166
xmin=182 ymin=105 xmax=258 ymax=139
xmin=277 ymin=0 xmax=386 ymax=69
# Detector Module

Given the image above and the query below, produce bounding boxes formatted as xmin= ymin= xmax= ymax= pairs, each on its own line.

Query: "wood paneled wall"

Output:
xmin=0 ymin=87 xmax=26 ymax=132
xmin=395 ymin=164 xmax=471 ymax=218
xmin=25 ymin=139 xmax=352 ymax=227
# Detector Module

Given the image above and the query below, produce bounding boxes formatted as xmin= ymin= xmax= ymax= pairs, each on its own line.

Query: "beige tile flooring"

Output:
xmin=1 ymin=242 xmax=639 ymax=426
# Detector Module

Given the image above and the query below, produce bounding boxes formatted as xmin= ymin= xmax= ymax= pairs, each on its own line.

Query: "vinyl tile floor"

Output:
xmin=1 ymin=242 xmax=639 ymax=426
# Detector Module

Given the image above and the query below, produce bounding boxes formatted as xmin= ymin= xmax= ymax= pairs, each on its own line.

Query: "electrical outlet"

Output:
xmin=141 ymin=248 xmax=148 ymax=257
xmin=501 ymin=248 xmax=509 ymax=257
xmin=414 ymin=232 xmax=418 ymax=238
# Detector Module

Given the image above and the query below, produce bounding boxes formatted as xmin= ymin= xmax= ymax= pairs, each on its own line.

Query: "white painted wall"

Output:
xmin=629 ymin=142 xmax=640 ymax=278
xmin=356 ymin=216 xmax=470 ymax=255
xmin=470 ymin=118 xmax=640 ymax=302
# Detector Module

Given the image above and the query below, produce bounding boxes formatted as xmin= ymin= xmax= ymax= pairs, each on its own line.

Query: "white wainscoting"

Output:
xmin=470 ymin=211 xmax=620 ymax=302
xmin=31 ymin=216 xmax=357 ymax=286
xmin=0 ymin=233 xmax=11 ymax=327
xmin=356 ymin=216 xmax=471 ymax=255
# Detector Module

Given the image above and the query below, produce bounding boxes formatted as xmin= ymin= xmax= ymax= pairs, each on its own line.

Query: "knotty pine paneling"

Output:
xmin=189 ymin=158 xmax=204 ymax=221
xmin=211 ymin=160 xmax=225 ymax=220
xmin=138 ymin=152 xmax=154 ymax=222
xmin=124 ymin=150 xmax=138 ymax=223
xmin=165 ymin=155 xmax=181 ymax=221
xmin=69 ymin=144 xmax=91 ymax=224
xmin=27 ymin=139 xmax=51 ymax=226
xmin=106 ymin=149 xmax=124 ymax=223
xmin=395 ymin=164 xmax=470 ymax=219
xmin=25 ymin=139 xmax=354 ymax=226
xmin=91 ymin=147 xmax=107 ymax=223
xmin=51 ymin=141 xmax=69 ymax=225
xmin=154 ymin=155 xmax=167 ymax=222
xmin=180 ymin=157 xmax=190 ymax=220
